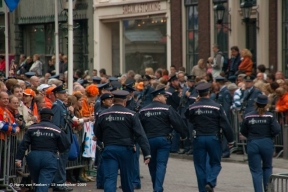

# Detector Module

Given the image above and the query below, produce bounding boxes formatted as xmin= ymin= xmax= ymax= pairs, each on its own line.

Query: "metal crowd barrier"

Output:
xmin=267 ymin=173 xmax=288 ymax=192
xmin=229 ymin=110 xmax=286 ymax=160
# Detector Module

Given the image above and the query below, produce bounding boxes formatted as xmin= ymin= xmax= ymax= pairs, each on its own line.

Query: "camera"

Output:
xmin=15 ymin=114 xmax=23 ymax=121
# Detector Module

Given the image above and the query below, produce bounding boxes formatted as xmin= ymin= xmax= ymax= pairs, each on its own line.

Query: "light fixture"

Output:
xmin=212 ymin=2 xmax=232 ymax=32
xmin=240 ymin=1 xmax=259 ymax=29
xmin=214 ymin=4 xmax=225 ymax=24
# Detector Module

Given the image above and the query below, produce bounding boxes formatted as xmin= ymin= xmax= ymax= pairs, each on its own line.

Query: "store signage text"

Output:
xmin=123 ymin=2 xmax=161 ymax=14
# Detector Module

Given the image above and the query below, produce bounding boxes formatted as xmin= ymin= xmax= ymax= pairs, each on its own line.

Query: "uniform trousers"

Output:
xmin=96 ymin=150 xmax=104 ymax=188
xmin=132 ymin=143 xmax=141 ymax=188
xmin=148 ymin=136 xmax=171 ymax=192
xmin=102 ymin=145 xmax=134 ymax=192
xmin=247 ymin=138 xmax=274 ymax=192
xmin=193 ymin=135 xmax=222 ymax=192
xmin=170 ymin=130 xmax=180 ymax=152
xmin=53 ymin=149 xmax=69 ymax=184
xmin=26 ymin=151 xmax=58 ymax=192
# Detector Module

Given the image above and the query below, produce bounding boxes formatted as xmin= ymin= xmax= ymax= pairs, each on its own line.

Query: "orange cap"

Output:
xmin=136 ymin=82 xmax=144 ymax=90
xmin=46 ymin=86 xmax=56 ymax=95
xmin=23 ymin=88 xmax=36 ymax=97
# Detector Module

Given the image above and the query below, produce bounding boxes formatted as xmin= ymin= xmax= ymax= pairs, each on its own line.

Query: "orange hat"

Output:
xmin=46 ymin=86 xmax=56 ymax=95
xmin=23 ymin=88 xmax=35 ymax=97
xmin=136 ymin=82 xmax=144 ymax=90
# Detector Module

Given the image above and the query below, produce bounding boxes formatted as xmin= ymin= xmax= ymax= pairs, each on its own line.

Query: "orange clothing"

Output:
xmin=44 ymin=96 xmax=52 ymax=109
xmin=0 ymin=106 xmax=15 ymax=140
xmin=25 ymin=102 xmax=39 ymax=123
xmin=276 ymin=93 xmax=288 ymax=112
xmin=238 ymin=57 xmax=253 ymax=75
xmin=81 ymin=97 xmax=94 ymax=117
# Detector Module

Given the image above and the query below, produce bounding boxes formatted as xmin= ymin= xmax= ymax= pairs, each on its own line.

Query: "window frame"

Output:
xmin=283 ymin=0 xmax=288 ymax=76
xmin=240 ymin=0 xmax=257 ymax=6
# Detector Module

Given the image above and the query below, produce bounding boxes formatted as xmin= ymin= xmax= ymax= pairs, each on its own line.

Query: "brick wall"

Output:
xmin=269 ymin=0 xmax=277 ymax=73
xmin=170 ymin=0 xmax=182 ymax=70
xmin=198 ymin=0 xmax=211 ymax=62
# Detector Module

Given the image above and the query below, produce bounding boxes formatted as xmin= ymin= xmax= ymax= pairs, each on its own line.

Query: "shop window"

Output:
xmin=214 ymin=2 xmax=228 ymax=59
xmin=185 ymin=2 xmax=198 ymax=71
xmin=123 ymin=17 xmax=167 ymax=75
xmin=240 ymin=0 xmax=257 ymax=6
xmin=283 ymin=0 xmax=288 ymax=76
xmin=29 ymin=25 xmax=45 ymax=55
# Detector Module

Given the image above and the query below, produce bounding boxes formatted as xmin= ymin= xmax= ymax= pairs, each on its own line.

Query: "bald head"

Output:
xmin=30 ymin=76 xmax=40 ymax=88
xmin=74 ymin=85 xmax=85 ymax=95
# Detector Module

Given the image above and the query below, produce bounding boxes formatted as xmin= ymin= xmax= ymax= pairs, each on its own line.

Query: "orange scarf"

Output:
xmin=0 ymin=106 xmax=15 ymax=140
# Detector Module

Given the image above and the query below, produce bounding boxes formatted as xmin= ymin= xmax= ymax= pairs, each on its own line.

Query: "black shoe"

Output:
xmin=222 ymin=155 xmax=230 ymax=158
xmin=170 ymin=151 xmax=178 ymax=153
xmin=97 ymin=186 xmax=104 ymax=189
xmin=178 ymin=150 xmax=188 ymax=154
xmin=140 ymin=175 xmax=144 ymax=178
xmin=186 ymin=150 xmax=193 ymax=155
xmin=134 ymin=186 xmax=141 ymax=189
xmin=76 ymin=176 xmax=87 ymax=183
xmin=70 ymin=175 xmax=77 ymax=183
xmin=205 ymin=184 xmax=214 ymax=192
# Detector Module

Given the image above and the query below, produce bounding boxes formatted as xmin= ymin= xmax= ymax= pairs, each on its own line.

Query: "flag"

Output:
xmin=4 ymin=0 xmax=20 ymax=12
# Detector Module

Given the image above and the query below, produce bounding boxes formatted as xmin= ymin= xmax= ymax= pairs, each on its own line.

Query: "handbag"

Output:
xmin=68 ymin=134 xmax=80 ymax=161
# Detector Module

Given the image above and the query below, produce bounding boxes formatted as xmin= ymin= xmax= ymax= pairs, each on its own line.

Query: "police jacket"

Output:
xmin=51 ymin=99 xmax=73 ymax=143
xmin=215 ymin=85 xmax=232 ymax=121
xmin=242 ymin=87 xmax=262 ymax=115
xmin=240 ymin=110 xmax=281 ymax=140
xmin=139 ymin=101 xmax=187 ymax=139
xmin=95 ymin=104 xmax=151 ymax=157
xmin=94 ymin=98 xmax=101 ymax=117
xmin=178 ymin=86 xmax=197 ymax=118
xmin=229 ymin=54 xmax=241 ymax=75
xmin=94 ymin=105 xmax=109 ymax=130
xmin=166 ymin=85 xmax=181 ymax=110
xmin=188 ymin=98 xmax=234 ymax=142
xmin=139 ymin=85 xmax=154 ymax=109
xmin=16 ymin=119 xmax=70 ymax=160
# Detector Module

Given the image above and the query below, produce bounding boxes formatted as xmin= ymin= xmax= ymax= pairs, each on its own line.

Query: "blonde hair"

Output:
xmin=145 ymin=67 xmax=154 ymax=76
xmin=241 ymin=49 xmax=252 ymax=58
xmin=254 ymin=80 xmax=265 ymax=92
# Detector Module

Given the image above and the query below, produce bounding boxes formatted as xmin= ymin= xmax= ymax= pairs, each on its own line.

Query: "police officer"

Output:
xmin=240 ymin=95 xmax=281 ymax=192
xmin=215 ymin=76 xmax=232 ymax=158
xmin=95 ymin=90 xmax=151 ymax=192
xmin=178 ymin=75 xmax=197 ymax=155
xmin=241 ymin=75 xmax=262 ymax=115
xmin=187 ymin=83 xmax=234 ymax=192
xmin=166 ymin=75 xmax=181 ymax=153
xmin=139 ymin=87 xmax=187 ymax=192
xmin=123 ymin=85 xmax=141 ymax=189
xmin=92 ymin=76 xmax=101 ymax=85
xmin=15 ymin=108 xmax=70 ymax=192
xmin=94 ymin=93 xmax=113 ymax=189
xmin=138 ymin=75 xmax=154 ymax=109
xmin=51 ymin=84 xmax=73 ymax=191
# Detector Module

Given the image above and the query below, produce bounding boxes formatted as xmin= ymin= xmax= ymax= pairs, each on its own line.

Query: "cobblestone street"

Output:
xmin=72 ymin=155 xmax=287 ymax=192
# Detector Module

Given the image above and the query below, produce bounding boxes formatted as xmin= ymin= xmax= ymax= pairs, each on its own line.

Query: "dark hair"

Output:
xmin=230 ymin=46 xmax=239 ymax=52
xmin=270 ymin=82 xmax=279 ymax=91
xmin=40 ymin=114 xmax=52 ymax=120
xmin=170 ymin=65 xmax=176 ymax=69
xmin=75 ymin=69 xmax=83 ymax=78
xmin=179 ymin=67 xmax=186 ymax=72
xmin=20 ymin=54 xmax=27 ymax=59
xmin=199 ymin=91 xmax=209 ymax=97
xmin=162 ymin=69 xmax=169 ymax=76
xmin=93 ymin=69 xmax=97 ymax=72
xmin=0 ymin=55 xmax=4 ymax=60
xmin=156 ymin=69 xmax=163 ymax=77
xmin=267 ymin=73 xmax=275 ymax=82
xmin=257 ymin=64 xmax=266 ymax=73
xmin=206 ymin=73 xmax=213 ymax=83
xmin=213 ymin=44 xmax=220 ymax=49
xmin=11 ymin=84 xmax=22 ymax=94
xmin=99 ymin=68 xmax=106 ymax=75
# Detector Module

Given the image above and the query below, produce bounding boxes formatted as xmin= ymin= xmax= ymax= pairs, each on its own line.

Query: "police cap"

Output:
xmin=196 ymin=83 xmax=211 ymax=93
xmin=49 ymin=74 xmax=60 ymax=80
xmin=215 ymin=76 xmax=226 ymax=82
xmin=112 ymin=90 xmax=129 ymax=99
xmin=244 ymin=75 xmax=255 ymax=82
xmin=109 ymin=77 xmax=118 ymax=82
xmin=92 ymin=77 xmax=101 ymax=84
xmin=78 ymin=79 xmax=88 ymax=86
xmin=123 ymin=85 xmax=136 ymax=93
xmin=125 ymin=78 xmax=135 ymax=86
xmin=111 ymin=81 xmax=122 ymax=90
xmin=40 ymin=108 xmax=54 ymax=116
xmin=151 ymin=87 xmax=166 ymax=97
xmin=142 ymin=75 xmax=151 ymax=81
xmin=52 ymin=84 xmax=66 ymax=93
xmin=168 ymin=75 xmax=178 ymax=82
xmin=97 ymin=83 xmax=112 ymax=91
xmin=100 ymin=93 xmax=113 ymax=101
xmin=187 ymin=75 xmax=196 ymax=82
xmin=25 ymin=72 xmax=36 ymax=78
xmin=255 ymin=94 xmax=268 ymax=105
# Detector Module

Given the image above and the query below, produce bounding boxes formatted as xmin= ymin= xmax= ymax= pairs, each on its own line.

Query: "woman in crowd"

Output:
xmin=238 ymin=49 xmax=253 ymax=75
xmin=241 ymin=95 xmax=281 ymax=192
xmin=29 ymin=54 xmax=43 ymax=76
xmin=34 ymin=95 xmax=46 ymax=114
xmin=275 ymin=87 xmax=288 ymax=113
xmin=191 ymin=59 xmax=206 ymax=78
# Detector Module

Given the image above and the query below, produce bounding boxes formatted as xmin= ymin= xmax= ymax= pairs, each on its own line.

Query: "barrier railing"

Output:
xmin=229 ymin=110 xmax=286 ymax=160
xmin=267 ymin=173 xmax=288 ymax=192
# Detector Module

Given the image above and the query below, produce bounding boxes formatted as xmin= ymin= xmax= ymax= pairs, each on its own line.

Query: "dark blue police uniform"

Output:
xmin=51 ymin=85 xmax=73 ymax=191
xmin=215 ymin=76 xmax=233 ymax=158
xmin=94 ymin=93 xmax=113 ymax=189
xmin=188 ymin=83 xmax=234 ymax=192
xmin=241 ymin=75 xmax=262 ymax=115
xmin=138 ymin=75 xmax=154 ymax=109
xmin=16 ymin=108 xmax=70 ymax=192
xmin=139 ymin=88 xmax=187 ymax=192
xmin=166 ymin=75 xmax=181 ymax=153
xmin=95 ymin=90 xmax=151 ymax=192
xmin=124 ymin=85 xmax=141 ymax=189
xmin=94 ymin=83 xmax=112 ymax=117
xmin=240 ymin=95 xmax=281 ymax=192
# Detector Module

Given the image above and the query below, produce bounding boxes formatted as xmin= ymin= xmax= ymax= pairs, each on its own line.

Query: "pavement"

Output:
xmin=71 ymin=152 xmax=288 ymax=192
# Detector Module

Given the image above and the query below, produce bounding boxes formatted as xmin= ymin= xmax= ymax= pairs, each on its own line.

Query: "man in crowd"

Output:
xmin=228 ymin=46 xmax=241 ymax=78
xmin=30 ymin=76 xmax=40 ymax=90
